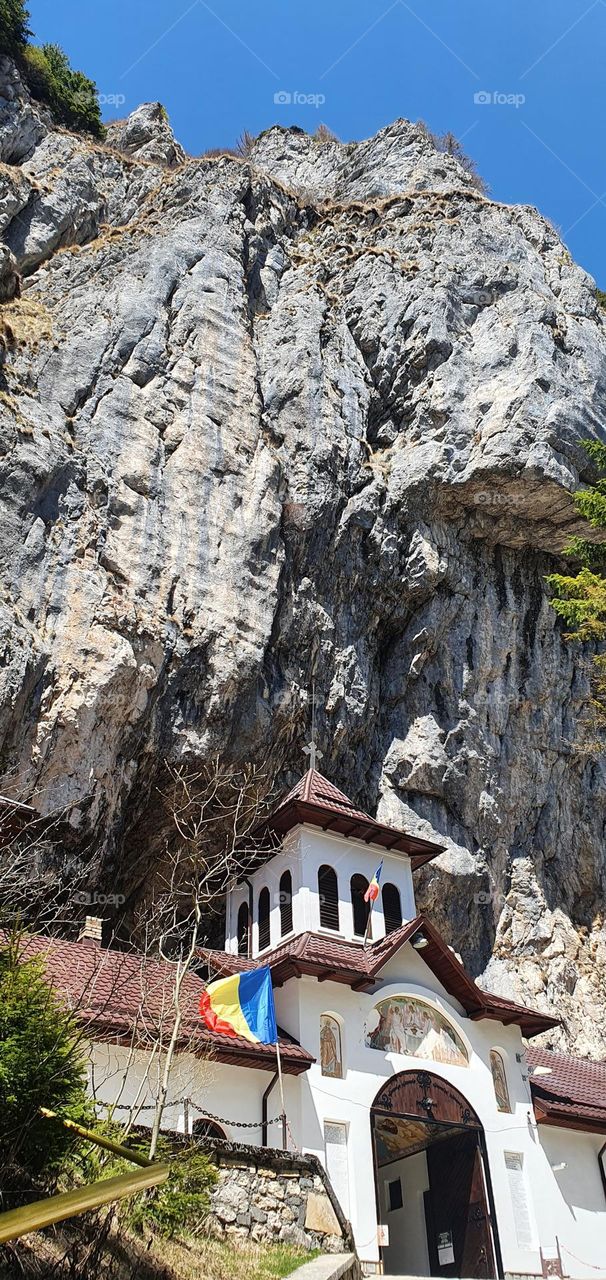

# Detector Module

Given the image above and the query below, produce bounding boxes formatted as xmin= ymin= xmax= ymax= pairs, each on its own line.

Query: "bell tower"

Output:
xmin=224 ymin=767 xmax=444 ymax=959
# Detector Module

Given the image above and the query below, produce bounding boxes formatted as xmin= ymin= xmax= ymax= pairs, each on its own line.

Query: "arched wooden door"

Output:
xmin=371 ymin=1071 xmax=503 ymax=1280
xmin=373 ymin=1069 xmax=483 ymax=1128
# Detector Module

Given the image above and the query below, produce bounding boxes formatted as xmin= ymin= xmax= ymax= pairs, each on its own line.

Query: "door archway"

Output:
xmin=371 ymin=1071 xmax=503 ymax=1279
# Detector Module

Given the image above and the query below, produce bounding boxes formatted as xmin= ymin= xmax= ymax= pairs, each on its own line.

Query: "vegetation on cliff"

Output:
xmin=0 ymin=0 xmax=103 ymax=135
xmin=547 ymin=439 xmax=606 ymax=642
xmin=546 ymin=440 xmax=606 ymax=740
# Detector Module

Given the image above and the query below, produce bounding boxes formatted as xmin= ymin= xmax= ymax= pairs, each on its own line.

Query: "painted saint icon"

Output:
xmin=320 ymin=1014 xmax=343 ymax=1078
xmin=364 ymin=996 xmax=468 ymax=1066
xmin=490 ymin=1049 xmax=512 ymax=1112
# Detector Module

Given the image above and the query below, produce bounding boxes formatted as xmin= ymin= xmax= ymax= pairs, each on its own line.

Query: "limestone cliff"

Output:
xmin=0 ymin=58 xmax=604 ymax=1053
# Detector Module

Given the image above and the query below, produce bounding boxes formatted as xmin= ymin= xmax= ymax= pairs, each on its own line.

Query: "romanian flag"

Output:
xmin=364 ymin=861 xmax=383 ymax=903
xmin=199 ymin=966 xmax=277 ymax=1045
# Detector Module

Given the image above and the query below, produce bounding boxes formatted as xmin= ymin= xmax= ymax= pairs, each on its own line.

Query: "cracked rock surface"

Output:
xmin=0 ymin=62 xmax=605 ymax=1053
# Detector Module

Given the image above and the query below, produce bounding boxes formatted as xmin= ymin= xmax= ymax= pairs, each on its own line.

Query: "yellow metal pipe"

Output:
xmin=39 ymin=1108 xmax=152 ymax=1167
xmin=0 ymin=1164 xmax=170 ymax=1244
xmin=0 ymin=1107 xmax=169 ymax=1244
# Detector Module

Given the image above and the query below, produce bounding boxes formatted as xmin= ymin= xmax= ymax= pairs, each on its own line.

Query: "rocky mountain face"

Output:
xmin=0 ymin=58 xmax=605 ymax=1054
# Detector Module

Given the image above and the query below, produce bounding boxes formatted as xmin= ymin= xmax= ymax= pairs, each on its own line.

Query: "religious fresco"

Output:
xmin=365 ymin=996 xmax=469 ymax=1066
xmin=373 ymin=1113 xmax=465 ymax=1164
xmin=320 ymin=1014 xmax=343 ymax=1078
xmin=490 ymin=1049 xmax=512 ymax=1112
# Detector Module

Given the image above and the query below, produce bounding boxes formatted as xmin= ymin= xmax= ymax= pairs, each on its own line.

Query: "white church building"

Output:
xmin=25 ymin=767 xmax=606 ymax=1278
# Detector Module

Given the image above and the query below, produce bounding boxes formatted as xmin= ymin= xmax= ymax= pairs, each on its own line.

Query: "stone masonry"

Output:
xmin=204 ymin=1141 xmax=351 ymax=1254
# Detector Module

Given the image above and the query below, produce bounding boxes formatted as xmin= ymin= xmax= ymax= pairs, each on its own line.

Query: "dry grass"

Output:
xmin=148 ymin=1236 xmax=314 ymax=1280
xmin=0 ymin=297 xmax=52 ymax=350
xmin=0 ymin=1227 xmax=314 ymax=1280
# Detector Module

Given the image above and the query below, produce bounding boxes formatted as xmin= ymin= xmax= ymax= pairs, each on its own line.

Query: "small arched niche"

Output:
xmin=320 ymin=1012 xmax=344 ymax=1078
xmin=365 ymin=994 xmax=469 ymax=1066
xmin=192 ymin=1118 xmax=226 ymax=1140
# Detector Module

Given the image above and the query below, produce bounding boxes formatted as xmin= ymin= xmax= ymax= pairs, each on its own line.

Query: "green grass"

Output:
xmin=257 ymin=1242 xmax=319 ymax=1278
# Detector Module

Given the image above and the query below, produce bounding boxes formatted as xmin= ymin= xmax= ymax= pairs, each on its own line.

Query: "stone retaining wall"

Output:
xmin=201 ymin=1139 xmax=353 ymax=1255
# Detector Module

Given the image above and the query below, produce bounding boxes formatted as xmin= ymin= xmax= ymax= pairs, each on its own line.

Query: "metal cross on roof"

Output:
xmin=303 ymin=740 xmax=323 ymax=771
xmin=303 ymin=681 xmax=323 ymax=771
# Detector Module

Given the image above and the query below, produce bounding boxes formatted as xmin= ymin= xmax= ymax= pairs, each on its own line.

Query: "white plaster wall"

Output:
xmin=378 ymin=1149 xmax=430 ymax=1276
xmin=297 ymin=827 xmax=417 ymax=941
xmin=225 ymin=824 xmax=417 ymax=956
xmin=225 ymin=833 xmax=302 ymax=955
xmin=276 ymin=960 xmax=606 ymax=1275
xmin=527 ymin=1125 xmax=606 ymax=1279
xmin=88 ymin=1041 xmax=271 ymax=1143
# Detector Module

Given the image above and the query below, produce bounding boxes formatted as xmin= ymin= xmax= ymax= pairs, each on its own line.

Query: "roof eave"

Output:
xmin=261 ymin=799 xmax=445 ymax=863
xmin=533 ymin=1097 xmax=606 ymax=1135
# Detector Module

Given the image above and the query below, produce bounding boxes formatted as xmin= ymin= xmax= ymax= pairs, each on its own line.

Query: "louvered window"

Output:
xmin=279 ymin=870 xmax=293 ymax=937
xmin=258 ymin=887 xmax=270 ymax=951
xmin=382 ymin=882 xmax=402 ymax=934
xmin=318 ymin=865 xmax=339 ymax=931
xmin=237 ymin=901 xmax=250 ymax=956
xmin=350 ymin=874 xmax=370 ymax=937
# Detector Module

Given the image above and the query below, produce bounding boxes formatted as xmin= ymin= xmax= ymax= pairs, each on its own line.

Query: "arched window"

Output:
xmin=318 ymin=865 xmax=340 ymax=931
xmin=382 ymin=882 xmax=402 ymax=934
xmin=490 ymin=1049 xmax=512 ymax=1113
xmin=258 ymin=886 xmax=270 ymax=951
xmin=236 ymin=901 xmax=250 ymax=956
xmin=279 ymin=870 xmax=293 ymax=937
xmin=350 ymin=874 xmax=370 ymax=937
xmin=193 ymin=1118 xmax=226 ymax=1140
xmin=320 ymin=1014 xmax=343 ymax=1078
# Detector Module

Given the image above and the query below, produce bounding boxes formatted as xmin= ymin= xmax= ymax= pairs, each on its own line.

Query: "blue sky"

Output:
xmin=27 ymin=0 xmax=606 ymax=283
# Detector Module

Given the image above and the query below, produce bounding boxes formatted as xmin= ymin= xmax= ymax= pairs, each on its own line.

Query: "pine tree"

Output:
xmin=0 ymin=935 xmax=92 ymax=1192
xmin=0 ymin=0 xmax=31 ymax=56
xmin=22 ymin=41 xmax=103 ymax=137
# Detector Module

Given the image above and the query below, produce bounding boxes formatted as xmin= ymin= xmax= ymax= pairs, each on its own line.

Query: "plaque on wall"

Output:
xmin=438 ymin=1230 xmax=455 ymax=1265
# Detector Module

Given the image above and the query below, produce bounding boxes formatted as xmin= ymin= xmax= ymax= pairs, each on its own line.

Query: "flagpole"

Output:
xmin=363 ymin=904 xmax=373 ymax=947
xmin=275 ymin=1040 xmax=287 ymax=1149
xmin=363 ymin=859 xmax=383 ymax=948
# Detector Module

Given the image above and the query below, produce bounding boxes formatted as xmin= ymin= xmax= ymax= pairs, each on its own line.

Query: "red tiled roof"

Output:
xmin=527 ymin=1046 xmax=606 ymax=1134
xmin=277 ymin=770 xmax=373 ymax=822
xmin=202 ymin=920 xmax=421 ymax=990
xmin=12 ymin=933 xmax=313 ymax=1076
xmin=200 ymin=914 xmax=559 ymax=1038
xmin=253 ymin=768 xmax=445 ymax=869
